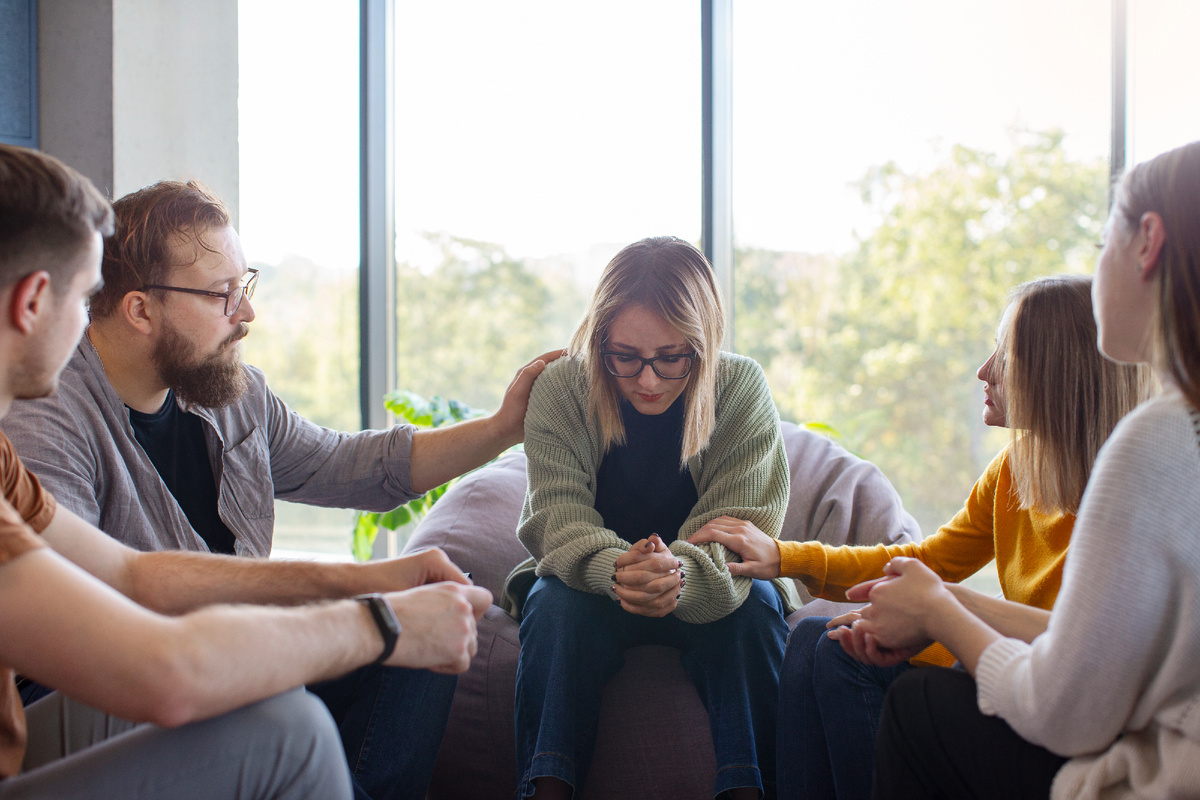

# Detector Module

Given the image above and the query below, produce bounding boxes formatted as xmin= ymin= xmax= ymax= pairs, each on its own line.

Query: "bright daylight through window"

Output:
xmin=238 ymin=0 xmax=1198 ymax=563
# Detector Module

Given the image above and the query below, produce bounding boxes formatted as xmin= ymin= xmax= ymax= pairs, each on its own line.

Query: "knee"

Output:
xmin=781 ymin=616 xmax=830 ymax=683
xmin=519 ymin=577 xmax=616 ymax=648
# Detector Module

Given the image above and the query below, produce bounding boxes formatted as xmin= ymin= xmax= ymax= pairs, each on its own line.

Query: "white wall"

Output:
xmin=39 ymin=0 xmax=239 ymax=223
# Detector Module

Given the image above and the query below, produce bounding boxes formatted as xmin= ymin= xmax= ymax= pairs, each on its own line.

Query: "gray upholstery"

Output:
xmin=403 ymin=421 xmax=921 ymax=800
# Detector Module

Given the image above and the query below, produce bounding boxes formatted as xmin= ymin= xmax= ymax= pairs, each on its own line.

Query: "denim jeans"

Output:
xmin=514 ymin=576 xmax=788 ymax=798
xmin=776 ymin=617 xmax=913 ymax=800
xmin=308 ymin=665 xmax=457 ymax=800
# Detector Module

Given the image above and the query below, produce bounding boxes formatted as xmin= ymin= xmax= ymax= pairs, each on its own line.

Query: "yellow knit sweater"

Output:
xmin=778 ymin=448 xmax=1074 ymax=666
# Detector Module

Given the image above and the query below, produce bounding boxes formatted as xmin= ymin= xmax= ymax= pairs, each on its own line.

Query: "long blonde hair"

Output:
xmin=569 ymin=236 xmax=725 ymax=464
xmin=1112 ymin=140 xmax=1200 ymax=413
xmin=1000 ymin=274 xmax=1153 ymax=513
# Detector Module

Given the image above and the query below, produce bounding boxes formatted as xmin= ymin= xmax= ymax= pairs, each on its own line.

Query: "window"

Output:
xmin=239 ymin=0 xmax=361 ymax=556
xmin=1127 ymin=0 xmax=1200 ymax=163
xmin=732 ymin=0 xmax=1112 ymax=595
xmin=391 ymin=0 xmax=701 ymax=411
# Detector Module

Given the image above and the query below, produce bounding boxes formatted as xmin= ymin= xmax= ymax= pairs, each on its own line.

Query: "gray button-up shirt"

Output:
xmin=1 ymin=338 xmax=419 ymax=556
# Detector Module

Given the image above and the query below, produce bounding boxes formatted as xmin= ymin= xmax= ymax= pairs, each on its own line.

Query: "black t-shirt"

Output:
xmin=128 ymin=392 xmax=237 ymax=555
xmin=593 ymin=396 xmax=699 ymax=545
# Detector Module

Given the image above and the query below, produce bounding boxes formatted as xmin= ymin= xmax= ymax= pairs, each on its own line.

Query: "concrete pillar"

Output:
xmin=38 ymin=0 xmax=239 ymax=223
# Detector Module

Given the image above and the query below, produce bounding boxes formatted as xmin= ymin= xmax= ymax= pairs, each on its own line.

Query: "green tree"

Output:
xmin=395 ymin=233 xmax=585 ymax=412
xmin=737 ymin=129 xmax=1109 ymax=532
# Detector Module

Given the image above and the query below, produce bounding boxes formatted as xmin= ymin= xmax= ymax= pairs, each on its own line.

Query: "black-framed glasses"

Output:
xmin=140 ymin=268 xmax=259 ymax=317
xmin=601 ymin=350 xmax=696 ymax=380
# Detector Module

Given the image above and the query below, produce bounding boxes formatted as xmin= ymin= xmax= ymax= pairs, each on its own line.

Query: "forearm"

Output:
xmin=409 ymin=415 xmax=508 ymax=493
xmin=947 ymin=583 xmax=1050 ymax=644
xmin=158 ymin=599 xmax=379 ymax=724
xmin=922 ymin=591 xmax=1004 ymax=675
xmin=3 ymin=550 xmax=380 ymax=728
xmin=129 ymin=550 xmax=373 ymax=614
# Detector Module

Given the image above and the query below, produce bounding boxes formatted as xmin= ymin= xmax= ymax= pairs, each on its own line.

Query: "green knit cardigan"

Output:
xmin=500 ymin=352 xmax=800 ymax=624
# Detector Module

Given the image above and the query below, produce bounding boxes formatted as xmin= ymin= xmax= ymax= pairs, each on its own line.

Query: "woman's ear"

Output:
xmin=1138 ymin=211 xmax=1167 ymax=280
xmin=9 ymin=271 xmax=52 ymax=334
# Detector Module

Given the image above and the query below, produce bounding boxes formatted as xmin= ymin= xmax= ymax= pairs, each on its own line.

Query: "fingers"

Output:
xmin=506 ymin=349 xmax=567 ymax=391
xmin=686 ymin=527 xmax=730 ymax=547
xmin=827 ymin=609 xmax=862 ymax=629
xmin=845 ymin=576 xmax=888 ymax=602
xmin=613 ymin=570 xmax=682 ymax=601
xmin=465 ymin=585 xmax=493 ymax=620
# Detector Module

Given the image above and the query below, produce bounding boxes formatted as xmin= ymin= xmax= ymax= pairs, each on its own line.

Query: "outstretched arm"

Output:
xmin=40 ymin=504 xmax=472 ymax=614
xmin=0 ymin=545 xmax=491 ymax=728
xmin=409 ymin=350 xmax=564 ymax=493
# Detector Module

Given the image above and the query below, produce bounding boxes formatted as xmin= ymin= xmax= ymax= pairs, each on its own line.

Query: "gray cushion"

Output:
xmin=404 ymin=421 xmax=921 ymax=799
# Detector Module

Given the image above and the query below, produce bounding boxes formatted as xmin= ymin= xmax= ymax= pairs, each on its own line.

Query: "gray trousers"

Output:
xmin=2 ymin=689 xmax=352 ymax=800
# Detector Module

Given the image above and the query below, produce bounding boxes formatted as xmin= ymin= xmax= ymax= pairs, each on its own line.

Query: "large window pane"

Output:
xmin=392 ymin=0 xmax=701 ymax=413
xmin=1128 ymin=0 xmax=1200 ymax=163
xmin=733 ymin=0 xmax=1111 ymax=593
xmin=239 ymin=1 xmax=360 ymax=556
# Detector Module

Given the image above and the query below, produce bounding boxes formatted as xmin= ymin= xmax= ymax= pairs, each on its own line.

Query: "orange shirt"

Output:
xmin=778 ymin=448 xmax=1073 ymax=666
xmin=0 ymin=431 xmax=56 ymax=777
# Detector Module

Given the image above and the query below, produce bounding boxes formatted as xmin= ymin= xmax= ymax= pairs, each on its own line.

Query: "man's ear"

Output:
xmin=8 ymin=271 xmax=53 ymax=335
xmin=1138 ymin=211 xmax=1167 ymax=280
xmin=121 ymin=290 xmax=156 ymax=336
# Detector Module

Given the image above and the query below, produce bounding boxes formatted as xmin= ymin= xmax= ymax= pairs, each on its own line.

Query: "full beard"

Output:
xmin=152 ymin=322 xmax=250 ymax=408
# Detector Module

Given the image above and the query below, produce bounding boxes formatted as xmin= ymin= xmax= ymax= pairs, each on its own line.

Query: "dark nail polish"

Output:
xmin=611 ymin=573 xmax=617 ymax=582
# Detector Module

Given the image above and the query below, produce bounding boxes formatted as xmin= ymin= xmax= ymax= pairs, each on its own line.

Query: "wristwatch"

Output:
xmin=355 ymin=593 xmax=401 ymax=665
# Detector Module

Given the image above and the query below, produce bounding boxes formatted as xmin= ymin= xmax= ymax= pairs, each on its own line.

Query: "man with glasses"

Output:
xmin=1 ymin=179 xmax=559 ymax=800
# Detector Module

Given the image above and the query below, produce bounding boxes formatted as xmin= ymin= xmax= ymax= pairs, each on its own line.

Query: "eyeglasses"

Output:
xmin=601 ymin=351 xmax=696 ymax=380
xmin=140 ymin=268 xmax=259 ymax=316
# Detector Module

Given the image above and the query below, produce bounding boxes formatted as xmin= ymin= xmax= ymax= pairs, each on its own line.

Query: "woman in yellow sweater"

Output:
xmin=690 ymin=273 xmax=1151 ymax=800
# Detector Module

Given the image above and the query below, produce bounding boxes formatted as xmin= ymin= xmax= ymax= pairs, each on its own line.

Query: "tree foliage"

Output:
xmin=738 ymin=130 xmax=1109 ymax=531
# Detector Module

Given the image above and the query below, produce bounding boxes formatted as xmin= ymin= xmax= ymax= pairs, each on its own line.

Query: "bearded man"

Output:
xmin=1 ymin=179 xmax=558 ymax=800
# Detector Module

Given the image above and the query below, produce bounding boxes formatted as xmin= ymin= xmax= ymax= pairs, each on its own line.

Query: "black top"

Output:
xmin=594 ymin=396 xmax=698 ymax=545
xmin=128 ymin=392 xmax=237 ymax=555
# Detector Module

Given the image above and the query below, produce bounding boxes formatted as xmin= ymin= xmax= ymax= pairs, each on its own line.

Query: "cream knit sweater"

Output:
xmin=976 ymin=391 xmax=1200 ymax=799
xmin=501 ymin=352 xmax=799 ymax=624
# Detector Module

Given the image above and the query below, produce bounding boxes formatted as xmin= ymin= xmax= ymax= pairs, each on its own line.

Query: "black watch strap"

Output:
xmin=355 ymin=593 xmax=401 ymax=665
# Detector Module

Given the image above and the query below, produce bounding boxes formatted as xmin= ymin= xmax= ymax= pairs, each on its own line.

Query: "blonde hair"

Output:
xmin=1112 ymin=140 xmax=1200 ymax=413
xmin=569 ymin=236 xmax=725 ymax=464
xmin=1000 ymin=274 xmax=1153 ymax=514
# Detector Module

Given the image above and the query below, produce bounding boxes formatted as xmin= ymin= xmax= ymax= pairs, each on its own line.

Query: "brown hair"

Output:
xmin=1111 ymin=140 xmax=1200 ymax=412
xmin=0 ymin=144 xmax=113 ymax=292
xmin=569 ymin=236 xmax=725 ymax=463
xmin=91 ymin=180 xmax=230 ymax=318
xmin=1000 ymin=274 xmax=1153 ymax=514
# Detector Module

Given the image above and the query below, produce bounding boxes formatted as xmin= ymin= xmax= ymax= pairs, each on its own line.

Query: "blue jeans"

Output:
xmin=308 ymin=665 xmax=457 ymax=800
xmin=776 ymin=617 xmax=913 ymax=800
xmin=514 ymin=576 xmax=788 ymax=798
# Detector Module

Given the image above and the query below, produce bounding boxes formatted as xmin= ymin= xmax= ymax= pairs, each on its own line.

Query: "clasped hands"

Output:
xmin=611 ymin=534 xmax=684 ymax=617
xmin=825 ymin=556 xmax=957 ymax=668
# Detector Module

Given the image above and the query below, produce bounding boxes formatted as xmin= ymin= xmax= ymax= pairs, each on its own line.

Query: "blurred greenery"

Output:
xmin=350 ymin=392 xmax=485 ymax=562
xmin=737 ymin=129 xmax=1108 ymax=532
xmin=246 ymin=128 xmax=1108 ymax=555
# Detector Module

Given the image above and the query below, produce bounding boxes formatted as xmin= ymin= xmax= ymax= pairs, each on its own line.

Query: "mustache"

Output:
xmin=222 ymin=323 xmax=250 ymax=349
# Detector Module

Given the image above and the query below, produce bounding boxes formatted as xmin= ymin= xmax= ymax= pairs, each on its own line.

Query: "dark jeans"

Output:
xmin=308 ymin=664 xmax=457 ymax=800
xmin=873 ymin=667 xmax=1067 ymax=800
xmin=777 ymin=616 xmax=913 ymax=800
xmin=514 ymin=575 xmax=788 ymax=798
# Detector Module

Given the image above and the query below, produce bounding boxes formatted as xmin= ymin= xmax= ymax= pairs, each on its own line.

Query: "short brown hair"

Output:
xmin=91 ymin=180 xmax=231 ymax=318
xmin=569 ymin=236 xmax=725 ymax=463
xmin=1000 ymin=274 xmax=1153 ymax=514
xmin=1112 ymin=140 xmax=1200 ymax=413
xmin=0 ymin=144 xmax=113 ymax=292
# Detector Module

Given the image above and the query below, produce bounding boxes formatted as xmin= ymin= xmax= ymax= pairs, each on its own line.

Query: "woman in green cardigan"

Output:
xmin=503 ymin=236 xmax=796 ymax=799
